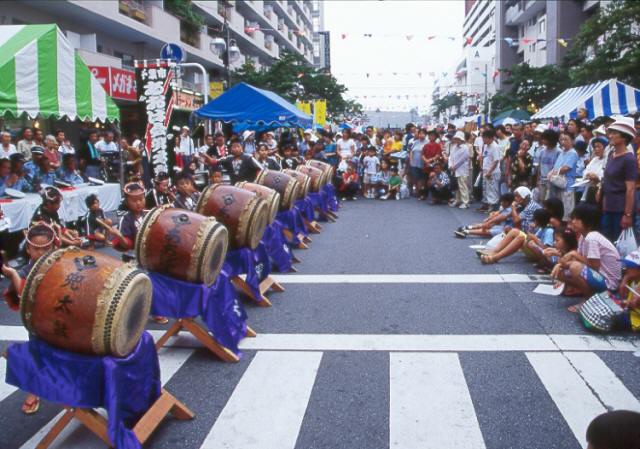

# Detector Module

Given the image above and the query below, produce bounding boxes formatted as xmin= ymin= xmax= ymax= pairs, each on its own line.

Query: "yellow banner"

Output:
xmin=209 ymin=81 xmax=224 ymax=99
xmin=296 ymin=101 xmax=312 ymax=115
xmin=313 ymin=99 xmax=326 ymax=125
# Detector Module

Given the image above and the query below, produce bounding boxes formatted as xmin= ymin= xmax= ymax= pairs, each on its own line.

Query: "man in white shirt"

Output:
xmin=0 ymin=132 xmax=17 ymax=159
xmin=16 ymin=128 xmax=34 ymax=161
xmin=480 ymin=128 xmax=501 ymax=211
xmin=96 ymin=131 xmax=118 ymax=154
xmin=55 ymin=130 xmax=75 ymax=155
xmin=177 ymin=126 xmax=195 ymax=167
xmin=448 ymin=131 xmax=471 ymax=208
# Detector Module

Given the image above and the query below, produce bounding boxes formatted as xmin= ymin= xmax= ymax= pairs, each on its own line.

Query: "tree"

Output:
xmin=491 ymin=63 xmax=570 ymax=116
xmin=564 ymin=0 xmax=640 ymax=87
xmin=232 ymin=51 xmax=362 ymax=119
xmin=431 ymin=93 xmax=462 ymax=120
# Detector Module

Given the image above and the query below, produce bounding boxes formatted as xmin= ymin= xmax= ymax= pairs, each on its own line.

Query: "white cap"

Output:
xmin=594 ymin=124 xmax=607 ymax=136
xmin=242 ymin=130 xmax=255 ymax=140
xmin=534 ymin=124 xmax=547 ymax=133
xmin=452 ymin=130 xmax=465 ymax=142
xmin=304 ymin=129 xmax=313 ymax=135
xmin=181 ymin=125 xmax=190 ymax=131
xmin=514 ymin=186 xmax=532 ymax=199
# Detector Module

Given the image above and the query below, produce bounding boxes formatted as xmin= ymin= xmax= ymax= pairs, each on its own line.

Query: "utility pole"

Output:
xmin=224 ymin=13 xmax=232 ymax=89
xmin=483 ymin=63 xmax=488 ymax=120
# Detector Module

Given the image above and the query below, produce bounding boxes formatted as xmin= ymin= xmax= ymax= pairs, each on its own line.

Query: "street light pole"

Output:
xmin=224 ymin=13 xmax=231 ymax=88
xmin=483 ymin=63 xmax=488 ymax=120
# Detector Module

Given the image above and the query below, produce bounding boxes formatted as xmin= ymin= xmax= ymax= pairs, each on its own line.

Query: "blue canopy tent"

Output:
xmin=194 ymin=82 xmax=312 ymax=131
xmin=491 ymin=109 xmax=531 ymax=125
xmin=532 ymin=79 xmax=640 ymax=122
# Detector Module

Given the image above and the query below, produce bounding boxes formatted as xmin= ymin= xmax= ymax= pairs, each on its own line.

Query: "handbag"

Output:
xmin=549 ymin=172 xmax=567 ymax=189
xmin=578 ymin=291 xmax=624 ymax=332
xmin=615 ymin=228 xmax=637 ymax=258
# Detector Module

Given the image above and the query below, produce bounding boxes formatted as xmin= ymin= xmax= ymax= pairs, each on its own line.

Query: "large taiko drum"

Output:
xmin=196 ymin=184 xmax=269 ymax=249
xmin=136 ymin=206 xmax=228 ymax=286
xmin=283 ymin=169 xmax=311 ymax=199
xmin=296 ymin=165 xmax=325 ymax=193
xmin=236 ymin=181 xmax=280 ymax=224
xmin=21 ymin=247 xmax=152 ymax=357
xmin=255 ymin=170 xmax=300 ymax=211
xmin=306 ymin=160 xmax=335 ymax=186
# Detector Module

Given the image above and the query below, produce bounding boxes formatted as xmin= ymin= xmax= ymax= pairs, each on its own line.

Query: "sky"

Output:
xmin=323 ymin=0 xmax=465 ymax=113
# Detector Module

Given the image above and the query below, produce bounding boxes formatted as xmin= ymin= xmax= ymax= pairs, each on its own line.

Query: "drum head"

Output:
xmin=248 ymin=199 xmax=269 ymax=249
xmin=200 ymin=222 xmax=229 ymax=286
xmin=108 ymin=270 xmax=152 ymax=357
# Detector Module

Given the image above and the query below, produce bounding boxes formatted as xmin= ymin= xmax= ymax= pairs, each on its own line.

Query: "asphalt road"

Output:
xmin=1 ymin=198 xmax=639 ymax=449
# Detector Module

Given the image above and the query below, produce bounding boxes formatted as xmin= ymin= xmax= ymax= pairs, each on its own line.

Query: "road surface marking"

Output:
xmin=0 ymin=357 xmax=17 ymax=401
xmin=19 ymin=348 xmax=194 ymax=449
xmin=528 ymin=352 xmax=603 ymax=446
xmin=390 ymin=353 xmax=486 ymax=449
xmin=270 ymin=273 xmax=548 ymax=284
xmin=1 ymin=326 xmax=638 ymax=352
xmin=199 ymin=351 xmax=322 ymax=449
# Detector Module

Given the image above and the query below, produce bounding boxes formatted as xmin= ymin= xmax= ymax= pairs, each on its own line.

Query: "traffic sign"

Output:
xmin=160 ymin=43 xmax=186 ymax=63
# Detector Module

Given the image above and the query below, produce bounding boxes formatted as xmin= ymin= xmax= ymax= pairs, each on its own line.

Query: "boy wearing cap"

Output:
xmin=9 ymin=153 xmax=32 ymax=192
xmin=618 ymin=250 xmax=640 ymax=332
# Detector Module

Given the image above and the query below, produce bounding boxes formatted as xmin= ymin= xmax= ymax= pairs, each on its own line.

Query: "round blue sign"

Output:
xmin=160 ymin=43 xmax=186 ymax=63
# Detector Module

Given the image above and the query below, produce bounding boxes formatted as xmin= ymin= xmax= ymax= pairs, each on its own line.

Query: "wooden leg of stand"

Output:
xmin=282 ymin=228 xmax=294 ymax=242
xmin=72 ymin=409 xmax=111 ymax=446
xmin=259 ymin=275 xmax=285 ymax=295
xmin=304 ymin=219 xmax=321 ymax=234
xmin=245 ymin=325 xmax=257 ymax=337
xmin=288 ymin=266 xmax=298 ymax=272
xmin=296 ymin=239 xmax=309 ymax=250
xmin=154 ymin=320 xmax=184 ymax=350
xmin=301 ymin=233 xmax=312 ymax=243
xmin=231 ymin=276 xmax=272 ymax=307
xmin=133 ymin=389 xmax=194 ymax=444
xmin=291 ymin=254 xmax=302 ymax=264
xmin=36 ymin=410 xmax=76 ymax=449
xmin=181 ymin=319 xmax=239 ymax=363
xmin=327 ymin=210 xmax=338 ymax=220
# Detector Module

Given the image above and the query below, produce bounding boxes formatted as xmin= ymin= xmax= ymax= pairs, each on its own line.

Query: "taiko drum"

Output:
xmin=296 ymin=165 xmax=325 ymax=193
xmin=236 ymin=181 xmax=280 ymax=224
xmin=254 ymin=169 xmax=300 ymax=211
xmin=306 ymin=159 xmax=335 ymax=186
xmin=21 ymin=247 xmax=152 ymax=357
xmin=283 ymin=169 xmax=311 ymax=199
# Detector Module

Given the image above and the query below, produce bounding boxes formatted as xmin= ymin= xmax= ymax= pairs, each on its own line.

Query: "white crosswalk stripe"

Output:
xmin=0 ymin=357 xmax=17 ymax=402
xmin=2 ymin=346 xmax=639 ymax=449
xmin=18 ymin=347 xmax=195 ymax=449
xmin=527 ymin=352 xmax=640 ymax=447
xmin=199 ymin=351 xmax=322 ymax=449
xmin=390 ymin=353 xmax=486 ymax=449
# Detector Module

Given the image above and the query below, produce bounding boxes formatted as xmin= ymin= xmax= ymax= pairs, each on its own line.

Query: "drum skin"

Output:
xmin=283 ymin=169 xmax=310 ymax=199
xmin=21 ymin=247 xmax=152 ymax=357
xmin=236 ymin=181 xmax=280 ymax=224
xmin=296 ymin=165 xmax=325 ymax=192
xmin=306 ymin=160 xmax=334 ymax=186
xmin=255 ymin=170 xmax=300 ymax=211
xmin=136 ymin=206 xmax=228 ymax=286
xmin=196 ymin=184 xmax=269 ymax=249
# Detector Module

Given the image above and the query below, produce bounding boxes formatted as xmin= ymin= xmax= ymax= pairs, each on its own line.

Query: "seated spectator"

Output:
xmin=617 ymin=250 xmax=640 ymax=332
xmin=551 ymin=203 xmax=621 ymax=308
xmin=375 ymin=159 xmax=391 ymax=199
xmin=0 ymin=158 xmax=11 ymax=197
xmin=56 ymin=153 xmax=84 ymax=185
xmin=479 ymin=208 xmax=554 ymax=264
xmin=455 ymin=193 xmax=514 ymax=238
xmin=172 ymin=172 xmax=200 ymax=211
xmin=386 ymin=167 xmax=402 ymax=200
xmin=506 ymin=186 xmax=542 ymax=232
xmin=427 ymin=163 xmax=451 ymax=204
xmin=23 ymin=146 xmax=44 ymax=183
xmin=338 ymin=161 xmax=360 ymax=200
xmin=16 ymin=127 xmax=34 ymax=160
xmin=0 ymin=131 xmax=16 ymax=159
xmin=33 ymin=153 xmax=57 ymax=189
xmin=543 ymin=197 xmax=565 ymax=230
xmin=537 ymin=226 xmax=579 ymax=272
xmin=9 ymin=153 xmax=32 ymax=192
xmin=586 ymin=410 xmax=640 ymax=449
xmin=42 ymin=134 xmax=61 ymax=171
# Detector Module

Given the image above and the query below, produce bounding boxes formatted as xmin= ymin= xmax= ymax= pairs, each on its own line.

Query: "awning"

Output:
xmin=0 ymin=24 xmax=119 ymax=121
xmin=492 ymin=108 xmax=531 ymax=125
xmin=194 ymin=82 xmax=312 ymax=130
xmin=532 ymin=79 xmax=640 ymax=121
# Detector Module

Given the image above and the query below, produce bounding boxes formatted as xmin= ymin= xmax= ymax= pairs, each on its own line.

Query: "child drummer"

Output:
xmin=81 ymin=194 xmax=112 ymax=247
xmin=111 ymin=182 xmax=168 ymax=324
xmin=172 ymin=172 xmax=200 ymax=211
xmin=2 ymin=222 xmax=59 ymax=414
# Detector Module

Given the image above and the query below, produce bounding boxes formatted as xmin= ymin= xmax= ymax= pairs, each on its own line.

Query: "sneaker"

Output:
xmin=352 ymin=196 xmax=358 ymax=200
xmin=449 ymin=201 xmax=458 ymax=207
xmin=396 ymin=196 xmax=401 ymax=200
xmin=459 ymin=204 xmax=469 ymax=209
xmin=381 ymin=194 xmax=389 ymax=200
xmin=341 ymin=197 xmax=347 ymax=201
xmin=454 ymin=230 xmax=467 ymax=239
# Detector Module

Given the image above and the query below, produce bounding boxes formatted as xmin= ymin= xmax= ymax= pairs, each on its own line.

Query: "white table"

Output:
xmin=0 ymin=184 xmax=122 ymax=232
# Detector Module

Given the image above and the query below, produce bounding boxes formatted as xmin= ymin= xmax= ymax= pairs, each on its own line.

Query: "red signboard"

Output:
xmin=89 ymin=66 xmax=137 ymax=101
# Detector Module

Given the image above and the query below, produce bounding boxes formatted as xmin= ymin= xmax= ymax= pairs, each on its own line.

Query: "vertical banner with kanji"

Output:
xmin=314 ymin=100 xmax=327 ymax=126
xmin=296 ymin=101 xmax=312 ymax=115
xmin=135 ymin=60 xmax=174 ymax=177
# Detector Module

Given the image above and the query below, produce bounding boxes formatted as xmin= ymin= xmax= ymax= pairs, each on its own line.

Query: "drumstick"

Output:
xmin=96 ymin=217 xmax=124 ymax=241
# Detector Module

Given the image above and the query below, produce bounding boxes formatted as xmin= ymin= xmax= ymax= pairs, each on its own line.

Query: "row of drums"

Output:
xmin=20 ymin=161 xmax=335 ymax=358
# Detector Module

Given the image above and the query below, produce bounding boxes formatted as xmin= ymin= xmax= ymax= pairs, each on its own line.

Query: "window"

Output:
xmin=114 ymin=50 xmax=135 ymax=69
xmin=539 ymin=17 xmax=546 ymax=34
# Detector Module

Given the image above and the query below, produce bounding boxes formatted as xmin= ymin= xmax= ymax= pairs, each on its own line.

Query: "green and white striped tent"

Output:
xmin=0 ymin=24 xmax=119 ymax=122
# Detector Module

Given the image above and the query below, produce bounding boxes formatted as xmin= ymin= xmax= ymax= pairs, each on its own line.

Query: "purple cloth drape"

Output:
xmin=6 ymin=332 xmax=160 ymax=449
xmin=223 ymin=246 xmax=271 ymax=304
xmin=261 ymin=221 xmax=293 ymax=272
xmin=148 ymin=271 xmax=248 ymax=355
xmin=323 ymin=183 xmax=339 ymax=212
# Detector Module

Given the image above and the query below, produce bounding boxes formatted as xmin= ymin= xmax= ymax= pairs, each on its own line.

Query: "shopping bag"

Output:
xmin=615 ymin=228 xmax=637 ymax=258
xmin=579 ymin=291 xmax=624 ymax=332
xmin=485 ymin=232 xmax=505 ymax=249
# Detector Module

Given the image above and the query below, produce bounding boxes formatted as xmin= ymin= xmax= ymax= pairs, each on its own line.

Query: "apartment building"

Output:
xmin=495 ymin=0 xmax=604 ymax=90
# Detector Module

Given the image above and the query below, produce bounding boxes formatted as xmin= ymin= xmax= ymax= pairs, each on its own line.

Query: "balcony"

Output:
xmin=118 ymin=0 xmax=149 ymax=24
xmin=505 ymin=0 xmax=545 ymax=26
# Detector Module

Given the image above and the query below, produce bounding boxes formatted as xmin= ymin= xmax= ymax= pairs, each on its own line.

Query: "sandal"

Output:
xmin=476 ymin=249 xmax=492 ymax=258
xmin=480 ymin=254 xmax=498 ymax=264
xmin=567 ymin=304 xmax=581 ymax=313
xmin=152 ymin=316 xmax=169 ymax=325
xmin=22 ymin=395 xmax=40 ymax=415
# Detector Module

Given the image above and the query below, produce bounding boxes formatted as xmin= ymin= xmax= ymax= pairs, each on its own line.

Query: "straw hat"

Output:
xmin=607 ymin=117 xmax=636 ymax=138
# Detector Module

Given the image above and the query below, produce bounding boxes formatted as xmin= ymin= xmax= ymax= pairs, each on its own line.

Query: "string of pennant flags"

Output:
xmin=334 ymin=69 xmax=503 ymax=80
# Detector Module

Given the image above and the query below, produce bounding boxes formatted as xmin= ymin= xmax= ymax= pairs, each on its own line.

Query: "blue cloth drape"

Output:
xmin=295 ymin=197 xmax=316 ymax=222
xmin=148 ymin=271 xmax=248 ymax=355
xmin=6 ymin=332 xmax=160 ymax=449
xmin=261 ymin=221 xmax=292 ymax=272
xmin=276 ymin=208 xmax=308 ymax=246
xmin=223 ymin=245 xmax=271 ymax=304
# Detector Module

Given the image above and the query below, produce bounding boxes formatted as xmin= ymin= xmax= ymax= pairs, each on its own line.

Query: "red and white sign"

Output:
xmin=89 ymin=66 xmax=137 ymax=101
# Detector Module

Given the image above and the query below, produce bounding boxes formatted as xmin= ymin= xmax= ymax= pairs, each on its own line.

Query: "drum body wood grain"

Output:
xmin=255 ymin=170 xmax=300 ymax=211
xmin=136 ymin=206 xmax=228 ymax=286
xmin=196 ymin=184 xmax=269 ymax=249
xmin=21 ymin=247 xmax=152 ymax=357
xmin=296 ymin=165 xmax=325 ymax=192
xmin=283 ymin=169 xmax=310 ymax=199
xmin=306 ymin=160 xmax=334 ymax=186
xmin=236 ymin=181 xmax=280 ymax=224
